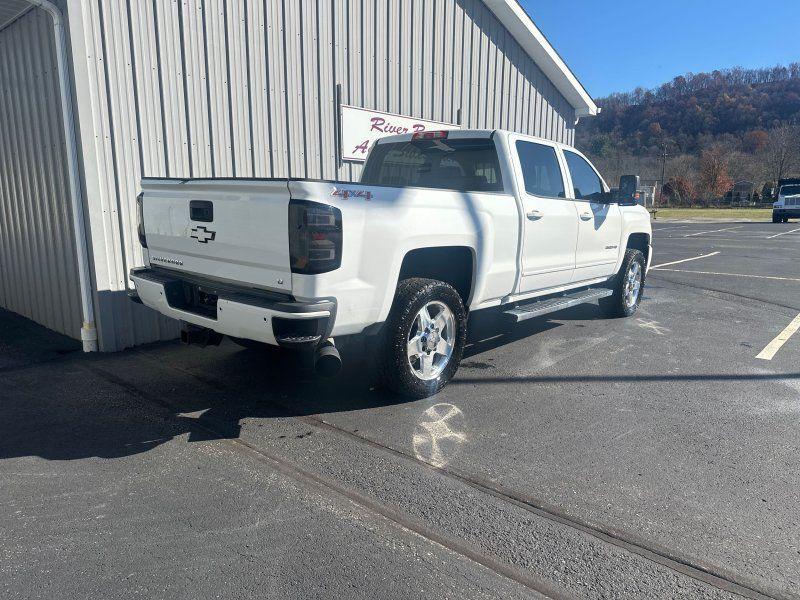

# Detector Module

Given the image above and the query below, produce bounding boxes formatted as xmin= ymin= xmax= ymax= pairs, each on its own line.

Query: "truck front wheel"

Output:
xmin=600 ymin=249 xmax=646 ymax=318
xmin=378 ymin=278 xmax=467 ymax=398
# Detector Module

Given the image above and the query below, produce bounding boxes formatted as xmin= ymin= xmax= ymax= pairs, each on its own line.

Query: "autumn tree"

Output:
xmin=743 ymin=130 xmax=769 ymax=153
xmin=662 ymin=177 xmax=695 ymax=206
xmin=698 ymin=148 xmax=734 ymax=199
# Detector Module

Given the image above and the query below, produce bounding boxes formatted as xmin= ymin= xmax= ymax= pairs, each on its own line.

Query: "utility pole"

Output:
xmin=658 ymin=144 xmax=669 ymax=207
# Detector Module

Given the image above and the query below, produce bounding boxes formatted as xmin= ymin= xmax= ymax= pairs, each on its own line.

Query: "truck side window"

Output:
xmin=563 ymin=151 xmax=603 ymax=201
xmin=515 ymin=141 xmax=565 ymax=199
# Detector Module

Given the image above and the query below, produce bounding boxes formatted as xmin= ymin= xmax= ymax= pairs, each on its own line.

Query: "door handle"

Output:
xmin=526 ymin=210 xmax=543 ymax=221
xmin=580 ymin=212 xmax=593 ymax=221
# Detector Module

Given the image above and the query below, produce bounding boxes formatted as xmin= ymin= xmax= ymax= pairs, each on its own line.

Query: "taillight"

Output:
xmin=136 ymin=192 xmax=147 ymax=248
xmin=288 ymin=200 xmax=342 ymax=274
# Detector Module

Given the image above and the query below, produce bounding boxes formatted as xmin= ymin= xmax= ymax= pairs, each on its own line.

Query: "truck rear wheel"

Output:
xmin=378 ymin=278 xmax=467 ymax=398
xmin=600 ymin=249 xmax=646 ymax=318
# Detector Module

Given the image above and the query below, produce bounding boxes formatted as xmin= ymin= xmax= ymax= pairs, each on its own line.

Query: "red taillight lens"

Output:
xmin=412 ymin=130 xmax=449 ymax=140
xmin=289 ymin=200 xmax=343 ymax=274
xmin=136 ymin=192 xmax=148 ymax=248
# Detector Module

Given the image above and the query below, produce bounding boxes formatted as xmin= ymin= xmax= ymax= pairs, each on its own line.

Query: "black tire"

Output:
xmin=599 ymin=249 xmax=646 ymax=318
xmin=773 ymin=213 xmax=781 ymax=223
xmin=377 ymin=278 xmax=467 ymax=399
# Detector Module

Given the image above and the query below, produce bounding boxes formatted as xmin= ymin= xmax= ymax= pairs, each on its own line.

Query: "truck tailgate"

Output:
xmin=140 ymin=179 xmax=292 ymax=293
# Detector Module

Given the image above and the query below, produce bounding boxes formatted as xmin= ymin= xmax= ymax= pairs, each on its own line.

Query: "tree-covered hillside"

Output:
xmin=577 ymin=64 xmax=800 ymax=203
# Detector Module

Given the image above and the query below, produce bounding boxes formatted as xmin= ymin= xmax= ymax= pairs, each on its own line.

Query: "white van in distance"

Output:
xmin=773 ymin=183 xmax=800 ymax=222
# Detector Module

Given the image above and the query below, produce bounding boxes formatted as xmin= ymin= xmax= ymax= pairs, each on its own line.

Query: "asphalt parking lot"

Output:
xmin=2 ymin=221 xmax=800 ymax=600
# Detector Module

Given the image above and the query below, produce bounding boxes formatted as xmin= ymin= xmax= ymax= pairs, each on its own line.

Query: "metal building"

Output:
xmin=0 ymin=0 xmax=597 ymax=352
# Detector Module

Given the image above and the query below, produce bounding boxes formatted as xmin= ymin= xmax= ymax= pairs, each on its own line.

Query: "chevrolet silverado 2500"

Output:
xmin=131 ymin=129 xmax=652 ymax=398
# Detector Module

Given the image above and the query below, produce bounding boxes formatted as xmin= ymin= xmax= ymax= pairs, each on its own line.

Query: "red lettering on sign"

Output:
xmin=352 ymin=140 xmax=370 ymax=155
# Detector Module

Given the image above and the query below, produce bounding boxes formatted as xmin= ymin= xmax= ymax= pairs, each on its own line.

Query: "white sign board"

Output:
xmin=340 ymin=105 xmax=460 ymax=163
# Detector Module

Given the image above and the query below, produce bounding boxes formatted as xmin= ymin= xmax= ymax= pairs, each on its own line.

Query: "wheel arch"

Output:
xmin=626 ymin=232 xmax=651 ymax=265
xmin=397 ymin=246 xmax=476 ymax=307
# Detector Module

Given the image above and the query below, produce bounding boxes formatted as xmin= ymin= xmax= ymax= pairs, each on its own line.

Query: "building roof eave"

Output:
xmin=484 ymin=0 xmax=599 ymax=117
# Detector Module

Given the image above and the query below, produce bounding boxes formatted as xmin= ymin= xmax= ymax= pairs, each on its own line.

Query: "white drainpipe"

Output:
xmin=26 ymin=0 xmax=97 ymax=352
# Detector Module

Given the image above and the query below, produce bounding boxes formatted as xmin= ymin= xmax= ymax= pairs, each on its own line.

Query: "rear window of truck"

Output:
xmin=361 ymin=138 xmax=504 ymax=193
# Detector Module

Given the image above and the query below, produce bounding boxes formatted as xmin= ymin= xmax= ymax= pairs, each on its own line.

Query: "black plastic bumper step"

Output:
xmin=503 ymin=288 xmax=613 ymax=323
xmin=275 ymin=334 xmax=322 ymax=347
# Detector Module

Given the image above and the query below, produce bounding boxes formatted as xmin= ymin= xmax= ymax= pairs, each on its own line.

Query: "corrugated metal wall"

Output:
xmin=74 ymin=0 xmax=576 ymax=349
xmin=0 ymin=8 xmax=83 ymax=340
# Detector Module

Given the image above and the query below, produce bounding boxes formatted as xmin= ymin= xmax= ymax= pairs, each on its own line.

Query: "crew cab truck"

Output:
xmin=773 ymin=182 xmax=800 ymax=222
xmin=131 ymin=129 xmax=652 ymax=398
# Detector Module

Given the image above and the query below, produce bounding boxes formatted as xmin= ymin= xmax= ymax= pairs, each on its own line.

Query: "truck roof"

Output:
xmin=374 ymin=128 xmax=569 ymax=148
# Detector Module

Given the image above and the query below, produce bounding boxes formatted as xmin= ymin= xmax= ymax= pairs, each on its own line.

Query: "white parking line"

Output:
xmin=651 ymin=252 xmax=720 ymax=270
xmin=654 ymin=268 xmax=800 ymax=283
xmin=684 ymin=226 xmax=743 ymax=237
xmin=757 ymin=314 xmax=800 ymax=361
xmin=652 ymin=225 xmax=689 ymax=232
xmin=767 ymin=227 xmax=800 ymax=239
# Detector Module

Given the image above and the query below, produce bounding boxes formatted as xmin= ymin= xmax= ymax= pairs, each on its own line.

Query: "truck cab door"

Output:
xmin=512 ymin=138 xmax=579 ymax=294
xmin=562 ymin=149 xmax=623 ymax=282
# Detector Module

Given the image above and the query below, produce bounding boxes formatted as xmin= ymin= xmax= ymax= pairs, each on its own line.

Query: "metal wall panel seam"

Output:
xmin=242 ymin=0 xmax=257 ymax=177
xmin=156 ymin=0 xmax=191 ymax=178
xmin=0 ymin=27 xmax=25 ymax=315
xmin=198 ymin=0 xmax=217 ymax=176
xmin=151 ymin=0 xmax=171 ymax=176
xmin=101 ymin=0 xmax=139 ymax=288
xmin=82 ymin=0 xmax=124 ymax=292
xmin=5 ymin=23 xmax=41 ymax=321
xmin=310 ymin=0 xmax=326 ymax=179
xmin=278 ymin=0 xmax=292 ymax=177
xmin=247 ymin=0 xmax=268 ymax=176
xmin=300 ymin=0 xmax=319 ymax=179
xmin=220 ymin=0 xmax=240 ymax=177
xmin=176 ymin=0 xmax=194 ymax=177
xmin=0 ymin=33 xmax=16 ymax=309
xmin=28 ymin=12 xmax=73 ymax=333
xmin=266 ymin=0 xmax=287 ymax=177
xmin=315 ymin=0 xmax=334 ymax=180
xmin=0 ymin=28 xmax=29 ymax=317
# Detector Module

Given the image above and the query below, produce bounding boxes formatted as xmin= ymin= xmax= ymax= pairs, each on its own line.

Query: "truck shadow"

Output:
xmin=0 ymin=304 xmax=599 ymax=462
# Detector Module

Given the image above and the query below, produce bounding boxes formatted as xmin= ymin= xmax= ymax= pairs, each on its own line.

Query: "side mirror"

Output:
xmin=618 ymin=175 xmax=640 ymax=205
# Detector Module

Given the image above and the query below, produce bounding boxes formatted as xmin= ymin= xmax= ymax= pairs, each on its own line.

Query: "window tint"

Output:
xmin=564 ymin=151 xmax=604 ymax=201
xmin=360 ymin=139 xmax=504 ymax=192
xmin=515 ymin=141 xmax=565 ymax=198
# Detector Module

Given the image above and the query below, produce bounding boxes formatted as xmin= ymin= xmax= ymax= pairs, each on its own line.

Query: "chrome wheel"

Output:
xmin=407 ymin=301 xmax=455 ymax=381
xmin=623 ymin=261 xmax=642 ymax=308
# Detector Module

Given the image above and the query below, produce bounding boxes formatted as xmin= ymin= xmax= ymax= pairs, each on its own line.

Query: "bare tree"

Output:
xmin=765 ymin=125 xmax=800 ymax=182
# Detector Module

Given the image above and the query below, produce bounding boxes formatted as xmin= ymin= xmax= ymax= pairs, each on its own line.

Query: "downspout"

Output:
xmin=26 ymin=0 xmax=97 ymax=351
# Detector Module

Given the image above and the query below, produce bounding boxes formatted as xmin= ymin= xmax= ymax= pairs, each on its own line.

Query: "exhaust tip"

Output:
xmin=315 ymin=341 xmax=341 ymax=378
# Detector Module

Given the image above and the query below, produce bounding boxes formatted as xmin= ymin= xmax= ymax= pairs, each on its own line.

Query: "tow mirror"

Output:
xmin=618 ymin=175 xmax=640 ymax=205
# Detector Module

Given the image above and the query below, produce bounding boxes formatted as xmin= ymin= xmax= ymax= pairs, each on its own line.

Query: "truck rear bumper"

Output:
xmin=130 ymin=268 xmax=335 ymax=347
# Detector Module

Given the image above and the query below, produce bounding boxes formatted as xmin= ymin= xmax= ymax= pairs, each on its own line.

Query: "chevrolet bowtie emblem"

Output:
xmin=190 ymin=226 xmax=216 ymax=243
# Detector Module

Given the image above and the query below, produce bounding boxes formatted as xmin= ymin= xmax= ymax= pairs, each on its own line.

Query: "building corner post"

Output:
xmin=26 ymin=0 xmax=98 ymax=351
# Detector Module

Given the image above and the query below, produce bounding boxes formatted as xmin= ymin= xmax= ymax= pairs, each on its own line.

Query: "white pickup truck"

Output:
xmin=131 ymin=129 xmax=652 ymax=398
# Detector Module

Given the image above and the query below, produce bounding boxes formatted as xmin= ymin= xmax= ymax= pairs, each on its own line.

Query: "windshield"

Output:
xmin=360 ymin=138 xmax=504 ymax=193
xmin=780 ymin=185 xmax=800 ymax=196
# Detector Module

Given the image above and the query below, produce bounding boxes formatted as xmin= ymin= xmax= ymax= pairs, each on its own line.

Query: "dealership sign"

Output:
xmin=340 ymin=105 xmax=460 ymax=162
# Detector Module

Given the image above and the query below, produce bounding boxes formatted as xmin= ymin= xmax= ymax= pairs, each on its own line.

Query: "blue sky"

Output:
xmin=521 ymin=0 xmax=799 ymax=98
